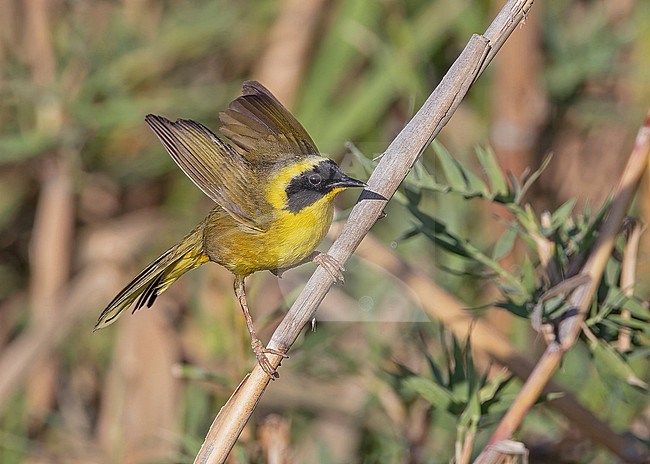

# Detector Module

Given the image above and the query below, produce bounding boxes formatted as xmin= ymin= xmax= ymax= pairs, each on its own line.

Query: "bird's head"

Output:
xmin=268 ymin=157 xmax=366 ymax=214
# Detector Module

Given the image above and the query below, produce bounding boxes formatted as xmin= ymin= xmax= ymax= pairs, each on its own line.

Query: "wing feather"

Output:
xmin=219 ymin=80 xmax=318 ymax=162
xmin=145 ymin=114 xmax=269 ymax=230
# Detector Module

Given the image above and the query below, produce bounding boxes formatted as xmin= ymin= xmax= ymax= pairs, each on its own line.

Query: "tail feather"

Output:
xmin=133 ymin=271 xmax=164 ymax=313
xmin=95 ymin=227 xmax=208 ymax=331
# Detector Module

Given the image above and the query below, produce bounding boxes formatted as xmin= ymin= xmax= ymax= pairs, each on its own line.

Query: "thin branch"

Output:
xmin=192 ymin=1 xmax=536 ymax=462
xmin=253 ymin=0 xmax=327 ymax=108
xmin=617 ymin=219 xmax=645 ymax=353
xmin=475 ymin=109 xmax=650 ymax=464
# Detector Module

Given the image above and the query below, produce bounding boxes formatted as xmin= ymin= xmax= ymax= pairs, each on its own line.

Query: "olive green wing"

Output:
xmin=145 ymin=114 xmax=271 ymax=231
xmin=219 ymin=80 xmax=318 ymax=163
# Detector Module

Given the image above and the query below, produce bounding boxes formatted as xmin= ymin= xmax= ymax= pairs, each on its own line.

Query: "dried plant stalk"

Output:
xmin=253 ymin=0 xmax=327 ymax=107
xmin=617 ymin=219 xmax=645 ymax=353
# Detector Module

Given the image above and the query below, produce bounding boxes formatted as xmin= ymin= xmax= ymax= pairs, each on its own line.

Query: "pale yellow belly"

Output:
xmin=203 ymin=201 xmax=334 ymax=276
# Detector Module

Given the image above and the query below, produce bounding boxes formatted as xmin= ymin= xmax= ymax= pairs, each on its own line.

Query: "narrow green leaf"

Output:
xmin=405 ymin=377 xmax=456 ymax=411
xmin=608 ymin=315 xmax=650 ymax=331
xmin=435 ymin=143 xmax=470 ymax=191
xmin=495 ymin=300 xmax=530 ymax=318
xmin=550 ymin=198 xmax=577 ymax=231
xmin=417 ymin=142 xmax=490 ymax=199
xmin=521 ymin=255 xmax=538 ymax=294
xmin=492 ymin=226 xmax=517 ymax=261
xmin=462 ymin=167 xmax=491 ymax=198
xmin=519 ymin=154 xmax=553 ymax=201
xmin=619 ymin=294 xmax=650 ymax=321
xmin=345 ymin=141 xmax=375 ymax=176
xmin=590 ymin=339 xmax=649 ymax=390
xmin=479 ymin=371 xmax=512 ymax=404
xmin=627 ymin=346 xmax=650 ymax=362
xmin=507 ymin=171 xmax=521 ymax=203
xmin=476 ymin=146 xmax=509 ymax=197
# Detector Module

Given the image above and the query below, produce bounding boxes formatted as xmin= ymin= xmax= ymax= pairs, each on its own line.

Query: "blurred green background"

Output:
xmin=0 ymin=0 xmax=648 ymax=463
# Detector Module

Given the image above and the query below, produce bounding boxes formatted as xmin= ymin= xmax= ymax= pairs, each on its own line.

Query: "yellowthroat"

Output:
xmin=95 ymin=81 xmax=366 ymax=376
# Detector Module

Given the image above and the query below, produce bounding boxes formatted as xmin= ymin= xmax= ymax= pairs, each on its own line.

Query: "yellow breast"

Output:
xmin=204 ymin=194 xmax=335 ymax=276
xmin=204 ymin=156 xmax=345 ymax=276
xmin=263 ymin=195 xmax=335 ymax=269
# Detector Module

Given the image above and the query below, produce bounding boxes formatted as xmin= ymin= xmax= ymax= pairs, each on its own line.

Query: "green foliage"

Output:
xmin=544 ymin=2 xmax=630 ymax=102
xmin=298 ymin=0 xmax=471 ymax=153
xmin=392 ymin=334 xmax=514 ymax=462
xmin=395 ymin=140 xmax=649 ymax=452
xmin=403 ymin=339 xmax=513 ymax=422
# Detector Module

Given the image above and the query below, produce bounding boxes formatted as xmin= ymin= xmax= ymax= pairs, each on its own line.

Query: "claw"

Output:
xmin=251 ymin=338 xmax=277 ymax=378
xmin=251 ymin=338 xmax=288 ymax=378
xmin=311 ymin=252 xmax=345 ymax=284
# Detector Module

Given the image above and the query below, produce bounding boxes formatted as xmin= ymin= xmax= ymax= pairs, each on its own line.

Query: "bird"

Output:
xmin=94 ymin=80 xmax=366 ymax=377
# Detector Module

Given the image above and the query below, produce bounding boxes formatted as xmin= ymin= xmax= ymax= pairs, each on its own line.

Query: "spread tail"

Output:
xmin=95 ymin=226 xmax=208 ymax=331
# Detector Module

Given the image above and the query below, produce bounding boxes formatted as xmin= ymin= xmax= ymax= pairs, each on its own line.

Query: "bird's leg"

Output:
xmin=233 ymin=275 xmax=287 ymax=378
xmin=308 ymin=251 xmax=345 ymax=283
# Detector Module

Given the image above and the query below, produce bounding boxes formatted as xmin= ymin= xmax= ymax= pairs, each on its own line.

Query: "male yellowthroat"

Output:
xmin=95 ymin=81 xmax=366 ymax=376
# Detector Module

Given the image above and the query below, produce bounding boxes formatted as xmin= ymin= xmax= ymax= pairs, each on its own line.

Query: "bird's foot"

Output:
xmin=311 ymin=251 xmax=345 ymax=284
xmin=251 ymin=337 xmax=288 ymax=379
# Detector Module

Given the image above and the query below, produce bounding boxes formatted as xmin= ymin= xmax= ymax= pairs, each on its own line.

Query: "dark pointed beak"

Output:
xmin=331 ymin=173 xmax=367 ymax=190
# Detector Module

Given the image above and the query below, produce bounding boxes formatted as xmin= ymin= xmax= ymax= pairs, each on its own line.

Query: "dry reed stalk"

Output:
xmin=24 ymin=0 xmax=72 ymax=425
xmin=486 ymin=1 xmax=546 ymax=337
xmin=0 ymin=267 xmax=115 ymax=410
xmin=87 ymin=211 xmax=183 ymax=461
xmin=617 ymin=219 xmax=644 ymax=353
xmin=27 ymin=158 xmax=74 ymax=425
xmin=253 ymin=0 xmax=328 ymax=107
xmin=258 ymin=414 xmax=292 ymax=464
xmin=491 ymin=0 xmax=546 ymax=168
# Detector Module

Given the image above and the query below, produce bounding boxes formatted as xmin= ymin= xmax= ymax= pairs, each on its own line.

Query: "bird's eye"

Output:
xmin=308 ymin=174 xmax=322 ymax=186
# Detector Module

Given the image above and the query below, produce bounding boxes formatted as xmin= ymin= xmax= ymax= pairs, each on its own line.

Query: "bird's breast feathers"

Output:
xmin=205 ymin=196 xmax=335 ymax=276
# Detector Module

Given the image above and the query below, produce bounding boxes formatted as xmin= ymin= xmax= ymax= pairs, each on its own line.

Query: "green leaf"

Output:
xmin=495 ymin=300 xmax=530 ymax=318
xmin=520 ymin=255 xmax=538 ymax=294
xmin=345 ymin=141 xmax=376 ymax=176
xmin=507 ymin=171 xmax=521 ymax=202
xmin=479 ymin=370 xmax=512 ymax=405
xmin=412 ymin=207 xmax=525 ymax=292
xmin=590 ymin=339 xmax=648 ymax=390
xmin=619 ymin=294 xmax=650 ymax=321
xmin=492 ymin=225 xmax=517 ymax=261
xmin=510 ymin=204 xmax=542 ymax=238
xmin=435 ymin=142 xmax=470 ymax=192
xmin=450 ymin=339 xmax=469 ymax=393
xmin=608 ymin=315 xmax=650 ymax=332
xmin=627 ymin=346 xmax=650 ymax=362
xmin=518 ymin=154 xmax=553 ymax=202
xmin=549 ymin=198 xmax=577 ymax=232
xmin=462 ymin=166 xmax=492 ymax=198
xmin=476 ymin=146 xmax=509 ymax=198
xmin=405 ymin=376 xmax=456 ymax=411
